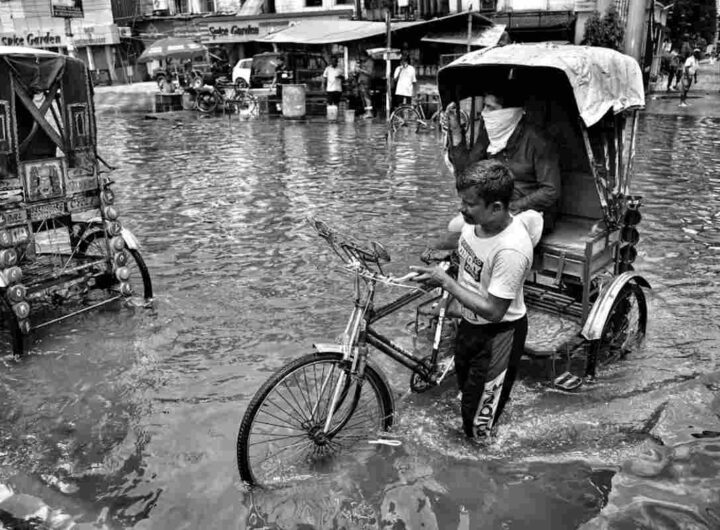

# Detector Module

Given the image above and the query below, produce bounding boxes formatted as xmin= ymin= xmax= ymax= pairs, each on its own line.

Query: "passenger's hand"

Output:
xmin=409 ymin=264 xmax=451 ymax=288
xmin=442 ymin=102 xmax=461 ymax=132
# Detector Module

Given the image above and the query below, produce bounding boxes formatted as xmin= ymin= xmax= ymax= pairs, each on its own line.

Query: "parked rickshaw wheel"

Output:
xmin=587 ymin=283 xmax=647 ymax=377
xmin=79 ymin=232 xmax=153 ymax=301
xmin=0 ymin=295 xmax=23 ymax=356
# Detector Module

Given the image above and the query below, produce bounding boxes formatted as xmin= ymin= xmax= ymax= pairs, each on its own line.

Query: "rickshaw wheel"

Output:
xmin=587 ymin=283 xmax=647 ymax=377
xmin=79 ymin=232 xmax=153 ymax=301
xmin=0 ymin=295 xmax=23 ymax=356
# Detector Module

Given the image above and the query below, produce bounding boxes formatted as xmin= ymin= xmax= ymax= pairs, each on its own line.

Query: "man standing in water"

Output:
xmin=411 ymin=160 xmax=540 ymax=440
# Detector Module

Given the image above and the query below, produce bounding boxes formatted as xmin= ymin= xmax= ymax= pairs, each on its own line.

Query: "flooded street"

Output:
xmin=0 ymin=112 xmax=718 ymax=529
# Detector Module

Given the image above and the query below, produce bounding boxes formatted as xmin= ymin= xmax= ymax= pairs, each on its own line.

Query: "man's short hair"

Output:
xmin=456 ymin=160 xmax=514 ymax=207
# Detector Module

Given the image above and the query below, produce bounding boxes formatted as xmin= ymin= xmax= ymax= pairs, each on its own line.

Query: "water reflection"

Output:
xmin=0 ymin=113 xmax=717 ymax=528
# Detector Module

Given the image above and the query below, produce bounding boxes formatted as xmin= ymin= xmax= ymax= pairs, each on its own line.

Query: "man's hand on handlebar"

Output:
xmin=408 ymin=264 xmax=452 ymax=289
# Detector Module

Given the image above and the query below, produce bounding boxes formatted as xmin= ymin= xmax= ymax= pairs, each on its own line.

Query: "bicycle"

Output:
xmin=389 ymin=97 xmax=469 ymax=132
xmin=236 ymin=217 xmax=459 ymax=487
xmin=194 ymin=80 xmax=258 ymax=116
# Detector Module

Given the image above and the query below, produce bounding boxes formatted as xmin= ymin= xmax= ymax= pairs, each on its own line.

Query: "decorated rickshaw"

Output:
xmin=0 ymin=46 xmax=152 ymax=356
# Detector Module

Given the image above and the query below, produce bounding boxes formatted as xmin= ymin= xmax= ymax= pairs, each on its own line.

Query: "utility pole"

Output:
xmin=64 ymin=18 xmax=78 ymax=59
xmin=467 ymin=4 xmax=472 ymax=52
xmin=386 ymin=9 xmax=392 ymax=123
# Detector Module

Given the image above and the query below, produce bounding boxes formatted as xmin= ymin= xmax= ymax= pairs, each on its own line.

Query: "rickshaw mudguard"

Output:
xmin=120 ymin=227 xmax=141 ymax=250
xmin=581 ymin=272 xmax=651 ymax=341
xmin=85 ymin=217 xmax=141 ymax=250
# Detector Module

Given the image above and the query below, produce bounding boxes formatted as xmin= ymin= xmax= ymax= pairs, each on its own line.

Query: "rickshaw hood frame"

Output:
xmin=438 ymin=43 xmax=645 ymax=128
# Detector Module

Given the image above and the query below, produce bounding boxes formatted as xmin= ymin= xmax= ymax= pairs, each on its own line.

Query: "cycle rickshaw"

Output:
xmin=0 ymin=46 xmax=153 ymax=356
xmin=236 ymin=43 xmax=650 ymax=487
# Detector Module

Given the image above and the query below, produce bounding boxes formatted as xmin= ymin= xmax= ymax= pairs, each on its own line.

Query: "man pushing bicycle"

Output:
xmin=411 ymin=160 xmax=542 ymax=441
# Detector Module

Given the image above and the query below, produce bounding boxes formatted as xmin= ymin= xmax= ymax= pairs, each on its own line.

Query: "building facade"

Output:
xmin=0 ymin=0 xmax=123 ymax=82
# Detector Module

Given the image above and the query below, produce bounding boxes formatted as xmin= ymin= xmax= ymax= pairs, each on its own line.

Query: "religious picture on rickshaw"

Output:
xmin=21 ymin=158 xmax=65 ymax=202
xmin=69 ymin=104 xmax=91 ymax=149
xmin=0 ymin=101 xmax=10 ymax=152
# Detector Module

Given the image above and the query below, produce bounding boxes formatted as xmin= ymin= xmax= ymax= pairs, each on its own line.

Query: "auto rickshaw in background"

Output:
xmin=0 ymin=46 xmax=153 ymax=356
xmin=434 ymin=43 xmax=650 ymax=388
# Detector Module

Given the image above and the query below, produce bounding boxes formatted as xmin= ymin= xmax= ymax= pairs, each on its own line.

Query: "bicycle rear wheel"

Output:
xmin=236 ymin=351 xmax=394 ymax=487
xmin=390 ymin=105 xmax=420 ymax=131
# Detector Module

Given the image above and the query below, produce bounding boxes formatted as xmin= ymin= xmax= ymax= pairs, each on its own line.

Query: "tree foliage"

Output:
xmin=582 ymin=5 xmax=625 ymax=50
xmin=666 ymin=0 xmax=717 ymax=48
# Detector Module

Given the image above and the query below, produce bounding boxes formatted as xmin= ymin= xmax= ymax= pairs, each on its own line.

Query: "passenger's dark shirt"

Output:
xmin=448 ymin=118 xmax=561 ymax=220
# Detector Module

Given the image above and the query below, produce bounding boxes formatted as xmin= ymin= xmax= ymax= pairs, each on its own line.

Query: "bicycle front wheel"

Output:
xmin=196 ymin=91 xmax=219 ymax=113
xmin=236 ymin=351 xmax=394 ymax=487
xmin=390 ymin=105 xmax=420 ymax=131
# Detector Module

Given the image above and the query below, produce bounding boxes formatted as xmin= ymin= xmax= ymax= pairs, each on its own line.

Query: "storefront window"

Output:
xmin=305 ymin=0 xmax=322 ymax=7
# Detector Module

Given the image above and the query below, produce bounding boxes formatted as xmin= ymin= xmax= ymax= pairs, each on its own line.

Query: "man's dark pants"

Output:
xmin=454 ymin=315 xmax=528 ymax=438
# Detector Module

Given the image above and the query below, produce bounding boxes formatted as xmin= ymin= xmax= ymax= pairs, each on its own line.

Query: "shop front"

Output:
xmin=0 ymin=23 xmax=122 ymax=83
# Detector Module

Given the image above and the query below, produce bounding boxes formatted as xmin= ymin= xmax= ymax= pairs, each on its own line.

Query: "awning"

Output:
xmin=422 ymin=23 xmax=506 ymax=47
xmin=258 ymin=19 xmax=426 ymax=45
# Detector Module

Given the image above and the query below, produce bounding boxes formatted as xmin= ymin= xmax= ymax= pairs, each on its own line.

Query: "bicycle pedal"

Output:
xmin=553 ymin=371 xmax=583 ymax=392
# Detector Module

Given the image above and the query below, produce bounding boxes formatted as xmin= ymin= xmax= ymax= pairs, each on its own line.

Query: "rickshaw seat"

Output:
xmin=538 ymin=216 xmax=604 ymax=254
xmin=534 ymin=215 xmax=615 ymax=280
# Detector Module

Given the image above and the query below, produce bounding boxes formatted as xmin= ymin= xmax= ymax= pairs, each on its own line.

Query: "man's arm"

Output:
xmin=409 ymin=264 xmax=512 ymax=323
xmin=510 ymin=130 xmax=561 ymax=212
xmin=428 ymin=230 xmax=460 ymax=251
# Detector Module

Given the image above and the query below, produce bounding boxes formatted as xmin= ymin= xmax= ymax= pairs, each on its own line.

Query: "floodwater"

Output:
xmin=0 ymin=112 xmax=718 ymax=529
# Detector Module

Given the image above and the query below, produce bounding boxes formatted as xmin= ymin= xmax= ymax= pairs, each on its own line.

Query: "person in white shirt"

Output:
xmin=679 ymin=49 xmax=701 ymax=107
xmin=322 ymin=56 xmax=344 ymax=106
xmin=393 ymin=55 xmax=417 ymax=107
xmin=411 ymin=160 xmax=542 ymax=441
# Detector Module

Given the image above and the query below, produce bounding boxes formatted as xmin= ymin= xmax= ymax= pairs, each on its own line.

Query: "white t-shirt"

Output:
xmin=393 ymin=64 xmax=416 ymax=97
xmin=323 ymin=65 xmax=343 ymax=92
xmin=683 ymin=56 xmax=699 ymax=76
xmin=456 ymin=216 xmax=536 ymax=325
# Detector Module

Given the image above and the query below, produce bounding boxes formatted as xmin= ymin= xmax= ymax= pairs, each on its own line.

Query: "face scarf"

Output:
xmin=482 ymin=107 xmax=524 ymax=154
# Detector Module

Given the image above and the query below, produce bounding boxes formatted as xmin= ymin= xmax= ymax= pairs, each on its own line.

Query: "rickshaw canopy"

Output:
xmin=438 ymin=43 xmax=645 ymax=127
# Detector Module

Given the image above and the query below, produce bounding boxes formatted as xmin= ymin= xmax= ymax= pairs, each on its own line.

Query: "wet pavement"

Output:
xmin=0 ymin=93 xmax=719 ymax=529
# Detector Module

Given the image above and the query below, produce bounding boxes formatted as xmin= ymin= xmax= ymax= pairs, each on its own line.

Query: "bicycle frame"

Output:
xmin=319 ymin=268 xmax=450 ymax=435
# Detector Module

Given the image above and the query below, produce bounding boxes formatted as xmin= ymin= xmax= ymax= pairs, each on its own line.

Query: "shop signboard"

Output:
xmin=51 ymin=0 xmax=84 ymax=19
xmin=0 ymin=31 xmax=64 ymax=48
xmin=73 ymin=25 xmax=121 ymax=46
xmin=202 ymin=20 xmax=289 ymax=43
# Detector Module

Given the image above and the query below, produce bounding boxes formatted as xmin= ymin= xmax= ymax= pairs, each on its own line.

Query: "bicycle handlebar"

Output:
xmin=307 ymin=217 xmax=456 ymax=289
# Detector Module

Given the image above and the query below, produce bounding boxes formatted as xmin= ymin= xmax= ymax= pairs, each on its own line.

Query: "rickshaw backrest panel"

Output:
xmin=521 ymin=87 xmax=602 ymax=221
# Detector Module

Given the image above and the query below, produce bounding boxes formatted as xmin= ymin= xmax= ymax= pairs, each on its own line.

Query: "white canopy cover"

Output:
xmin=439 ymin=42 xmax=645 ymax=127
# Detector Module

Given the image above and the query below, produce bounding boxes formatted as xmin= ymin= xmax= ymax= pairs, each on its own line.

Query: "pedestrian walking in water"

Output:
xmin=666 ymin=49 xmax=681 ymax=91
xmin=411 ymin=160 xmax=541 ymax=441
xmin=679 ymin=49 xmax=701 ymax=107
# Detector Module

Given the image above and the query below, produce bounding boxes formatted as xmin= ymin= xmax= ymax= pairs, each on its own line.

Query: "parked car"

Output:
xmin=232 ymin=58 xmax=253 ymax=87
xmin=250 ymin=52 xmax=327 ymax=94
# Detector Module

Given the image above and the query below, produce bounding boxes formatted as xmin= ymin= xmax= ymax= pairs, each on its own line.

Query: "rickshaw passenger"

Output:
xmin=411 ymin=160 xmax=542 ymax=441
xmin=444 ymin=90 xmax=561 ymax=231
